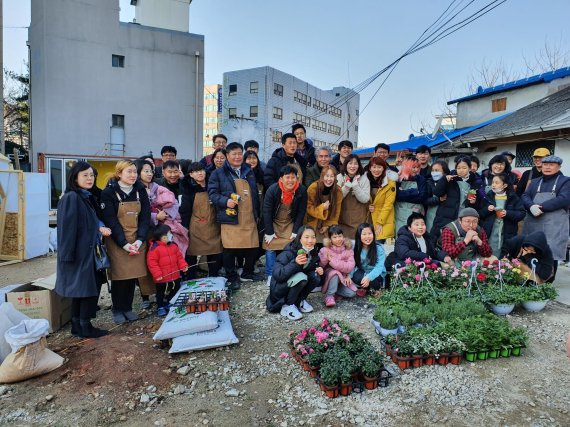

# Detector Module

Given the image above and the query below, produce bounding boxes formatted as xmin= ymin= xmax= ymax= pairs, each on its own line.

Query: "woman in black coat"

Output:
xmin=55 ymin=161 xmax=111 ymax=338
xmin=266 ymin=226 xmax=324 ymax=320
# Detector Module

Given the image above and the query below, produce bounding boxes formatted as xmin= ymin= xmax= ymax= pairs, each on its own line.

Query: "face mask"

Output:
xmin=492 ymin=187 xmax=506 ymax=194
xmin=431 ymin=171 xmax=443 ymax=181
xmin=167 ymin=232 xmax=173 ymax=242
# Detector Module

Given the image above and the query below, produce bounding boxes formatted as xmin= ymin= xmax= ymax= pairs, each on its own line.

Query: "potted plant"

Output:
xmin=397 ymin=310 xmax=416 ymax=334
xmin=520 ymin=284 xmax=558 ymax=312
xmin=508 ymin=327 xmax=528 ymax=356
xmin=361 ymin=352 xmax=384 ymax=390
xmin=481 ymin=285 xmax=521 ymax=315
xmin=219 ymin=290 xmax=229 ymax=310
xmin=336 ymin=349 xmax=354 ymax=396
xmin=373 ymin=308 xmax=399 ymax=336
xmin=318 ymin=360 xmax=340 ymax=398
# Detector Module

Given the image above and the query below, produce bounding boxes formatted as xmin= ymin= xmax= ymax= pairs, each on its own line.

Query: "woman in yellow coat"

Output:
xmin=367 ymin=157 xmax=396 ymax=241
xmin=305 ymin=165 xmax=343 ymax=244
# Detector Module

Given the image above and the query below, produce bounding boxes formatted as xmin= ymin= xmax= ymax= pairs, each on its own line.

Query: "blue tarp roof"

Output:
xmin=447 ymin=66 xmax=570 ymax=105
xmin=353 ymin=113 xmax=510 ymax=156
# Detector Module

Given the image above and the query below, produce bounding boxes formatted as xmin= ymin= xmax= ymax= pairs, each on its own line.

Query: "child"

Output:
xmin=479 ymin=173 xmax=526 ymax=257
xmin=319 ymin=225 xmax=356 ymax=308
xmin=350 ymin=223 xmax=386 ymax=296
xmin=146 ymin=224 xmax=189 ymax=316
xmin=266 ymin=226 xmax=324 ymax=320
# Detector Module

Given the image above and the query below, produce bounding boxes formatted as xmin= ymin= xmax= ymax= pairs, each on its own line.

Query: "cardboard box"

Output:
xmin=4 ymin=274 xmax=71 ymax=333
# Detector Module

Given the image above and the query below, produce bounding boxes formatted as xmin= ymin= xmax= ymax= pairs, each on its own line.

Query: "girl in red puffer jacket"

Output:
xmin=147 ymin=224 xmax=189 ymax=316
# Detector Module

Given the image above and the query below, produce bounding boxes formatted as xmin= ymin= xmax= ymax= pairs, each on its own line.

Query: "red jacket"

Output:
xmin=146 ymin=240 xmax=188 ymax=283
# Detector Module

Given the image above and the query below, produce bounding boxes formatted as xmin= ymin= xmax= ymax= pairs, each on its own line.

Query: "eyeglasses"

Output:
xmin=461 ymin=219 xmax=479 ymax=225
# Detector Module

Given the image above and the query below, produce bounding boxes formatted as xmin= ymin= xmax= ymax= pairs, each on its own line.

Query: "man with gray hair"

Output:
xmin=304 ymin=146 xmax=332 ymax=187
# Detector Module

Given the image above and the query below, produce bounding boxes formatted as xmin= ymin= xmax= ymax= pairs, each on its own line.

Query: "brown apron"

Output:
xmin=188 ymin=192 xmax=223 ymax=256
xmin=221 ymin=179 xmax=259 ymax=249
xmin=313 ymin=193 xmax=331 ymax=244
xmin=290 ymin=161 xmax=303 ymax=185
xmin=339 ymin=192 xmax=368 ymax=239
xmin=263 ymin=203 xmax=294 ymax=250
xmin=105 ymin=192 xmax=148 ymax=280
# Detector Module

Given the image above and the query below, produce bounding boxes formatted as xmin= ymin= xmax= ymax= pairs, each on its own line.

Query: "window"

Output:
xmin=313 ymin=99 xmax=327 ymax=112
xmin=250 ymin=106 xmax=258 ymax=118
xmin=313 ymin=139 xmax=327 ymax=148
xmin=274 ymin=83 xmax=283 ymax=96
xmin=272 ymin=130 xmax=282 ymax=143
xmin=112 ymin=54 xmax=125 ymax=68
xmin=229 ymin=84 xmax=237 ymax=96
xmin=294 ymin=90 xmax=310 ymax=106
xmin=293 ymin=112 xmax=310 ymax=127
xmin=328 ymin=124 xmax=341 ymax=136
xmin=250 ymin=81 xmax=259 ymax=94
xmin=272 ymin=106 xmax=283 ymax=120
xmin=229 ymin=108 xmax=237 ymax=119
xmin=112 ymin=114 xmax=125 ymax=127
xmin=355 ymin=125 xmax=358 ymax=132
xmin=515 ymin=140 xmax=555 ymax=167
xmin=312 ymin=118 xmax=327 ymax=132
xmin=329 ymin=106 xmax=342 ymax=118
xmin=491 ymin=97 xmax=507 ymax=112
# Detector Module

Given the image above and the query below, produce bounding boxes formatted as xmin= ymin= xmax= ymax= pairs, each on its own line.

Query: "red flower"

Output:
xmin=483 ymin=259 xmax=490 ymax=267
xmin=476 ymin=273 xmax=487 ymax=281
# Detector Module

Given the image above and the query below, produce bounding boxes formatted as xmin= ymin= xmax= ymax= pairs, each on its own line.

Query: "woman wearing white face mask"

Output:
xmin=425 ymin=160 xmax=450 ymax=234
xmin=478 ymin=173 xmax=526 ymax=257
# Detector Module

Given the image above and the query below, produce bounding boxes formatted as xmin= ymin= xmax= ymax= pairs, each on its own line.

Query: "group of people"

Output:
xmin=55 ymin=125 xmax=565 ymax=331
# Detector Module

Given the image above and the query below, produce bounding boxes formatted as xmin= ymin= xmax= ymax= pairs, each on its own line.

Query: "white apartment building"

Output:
xmin=221 ymin=66 xmax=360 ymax=161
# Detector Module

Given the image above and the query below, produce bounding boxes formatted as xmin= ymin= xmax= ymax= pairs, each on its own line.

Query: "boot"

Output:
xmin=79 ymin=319 xmax=108 ymax=338
xmin=71 ymin=317 xmax=81 ymax=337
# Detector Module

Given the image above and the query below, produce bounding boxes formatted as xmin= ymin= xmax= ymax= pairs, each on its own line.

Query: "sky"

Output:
xmin=3 ymin=0 xmax=570 ymax=148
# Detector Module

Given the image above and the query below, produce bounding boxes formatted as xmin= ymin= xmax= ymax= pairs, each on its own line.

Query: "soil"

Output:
xmin=0 ymin=256 xmax=569 ymax=426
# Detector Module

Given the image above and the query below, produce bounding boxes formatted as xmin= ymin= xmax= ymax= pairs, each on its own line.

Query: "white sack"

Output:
xmin=153 ymin=310 xmax=218 ymax=341
xmin=169 ymin=311 xmax=238 ymax=353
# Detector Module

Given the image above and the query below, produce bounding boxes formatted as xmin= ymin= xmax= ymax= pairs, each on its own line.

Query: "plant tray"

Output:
xmin=172 ymin=290 xmax=230 ymax=314
xmin=315 ymin=369 xmax=392 ymax=398
xmin=391 ymin=351 xmax=463 ymax=370
xmin=465 ymin=346 xmax=524 ymax=362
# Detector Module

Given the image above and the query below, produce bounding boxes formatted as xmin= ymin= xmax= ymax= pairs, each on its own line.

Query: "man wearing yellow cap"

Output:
xmin=516 ymin=148 xmax=550 ymax=197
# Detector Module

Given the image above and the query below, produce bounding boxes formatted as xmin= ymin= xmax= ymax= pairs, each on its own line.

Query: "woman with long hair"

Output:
xmin=55 ymin=161 xmax=111 ymax=338
xmin=336 ymin=154 xmax=370 ymax=239
xmin=305 ymin=165 xmax=342 ymax=244
xmin=101 ymin=160 xmax=151 ymax=324
xmin=366 ymin=157 xmax=396 ymax=242
xmin=206 ymin=148 xmax=227 ymax=179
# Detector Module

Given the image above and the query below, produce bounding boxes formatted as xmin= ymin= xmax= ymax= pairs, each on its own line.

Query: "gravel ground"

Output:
xmin=1 ymin=256 xmax=569 ymax=426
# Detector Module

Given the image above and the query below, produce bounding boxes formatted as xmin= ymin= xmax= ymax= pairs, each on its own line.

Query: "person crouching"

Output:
xmin=146 ymin=224 xmax=189 ymax=316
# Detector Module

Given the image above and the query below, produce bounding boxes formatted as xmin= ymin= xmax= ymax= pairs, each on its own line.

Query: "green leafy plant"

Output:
xmin=361 ymin=351 xmax=384 ymax=377
xmin=374 ymin=308 xmax=398 ymax=329
xmin=319 ymin=358 xmax=340 ymax=387
xmin=481 ymin=285 xmax=523 ymax=305
xmin=520 ymin=284 xmax=558 ymax=302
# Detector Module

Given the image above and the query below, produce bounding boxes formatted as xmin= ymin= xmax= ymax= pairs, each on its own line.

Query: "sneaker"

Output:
xmin=113 ymin=312 xmax=127 ymax=325
xmin=228 ymin=280 xmax=241 ymax=291
xmin=141 ymin=300 xmax=151 ymax=310
xmin=266 ymin=276 xmax=272 ymax=287
xmin=240 ymin=272 xmax=265 ymax=282
xmin=280 ymin=304 xmax=303 ymax=320
xmin=157 ymin=307 xmax=168 ymax=317
xmin=324 ymin=295 xmax=336 ymax=308
xmin=356 ymin=289 xmax=367 ymax=298
xmin=123 ymin=311 xmax=139 ymax=321
xmin=299 ymin=299 xmax=314 ymax=313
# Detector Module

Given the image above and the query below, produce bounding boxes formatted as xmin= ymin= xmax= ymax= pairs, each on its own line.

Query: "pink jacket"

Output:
xmin=318 ymin=238 xmax=357 ymax=294
xmin=153 ymin=185 xmax=189 ymax=256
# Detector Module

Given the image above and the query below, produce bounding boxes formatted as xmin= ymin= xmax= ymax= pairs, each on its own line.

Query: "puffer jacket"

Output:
xmin=264 ymin=148 xmax=308 ymax=189
xmin=318 ymin=238 xmax=356 ymax=293
xmin=370 ymin=176 xmax=397 ymax=240
xmin=393 ymin=226 xmax=448 ymax=265
xmin=146 ymin=240 xmax=188 ymax=283
xmin=263 ymin=182 xmax=308 ymax=236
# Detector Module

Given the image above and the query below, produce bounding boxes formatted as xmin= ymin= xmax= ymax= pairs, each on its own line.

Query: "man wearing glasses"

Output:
xmin=154 ymin=145 xmax=178 ymax=180
xmin=440 ymin=207 xmax=493 ymax=264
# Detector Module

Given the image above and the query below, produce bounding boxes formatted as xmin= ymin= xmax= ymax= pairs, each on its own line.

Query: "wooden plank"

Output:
xmin=0 ymin=259 xmax=22 ymax=267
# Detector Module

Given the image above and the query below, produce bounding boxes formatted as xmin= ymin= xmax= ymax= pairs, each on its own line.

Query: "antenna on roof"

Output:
xmin=431 ymin=116 xmax=443 ymax=138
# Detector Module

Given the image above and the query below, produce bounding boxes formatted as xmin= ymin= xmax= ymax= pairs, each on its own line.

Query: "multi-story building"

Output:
xmin=29 ymin=0 xmax=204 ymax=207
xmin=203 ymin=84 xmax=222 ymax=156
xmin=221 ymin=66 xmax=360 ymax=161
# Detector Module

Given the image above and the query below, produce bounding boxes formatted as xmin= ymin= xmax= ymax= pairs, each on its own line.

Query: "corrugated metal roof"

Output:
xmin=353 ymin=113 xmax=509 ymax=156
xmin=447 ymin=66 xmax=570 ymax=105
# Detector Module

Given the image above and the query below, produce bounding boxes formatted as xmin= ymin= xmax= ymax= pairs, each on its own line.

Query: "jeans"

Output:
xmin=265 ymin=250 xmax=277 ymax=276
xmin=326 ymin=276 xmax=356 ymax=297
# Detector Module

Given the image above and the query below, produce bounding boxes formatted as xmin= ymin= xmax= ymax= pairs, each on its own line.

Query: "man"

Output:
xmin=208 ymin=142 xmax=263 ymax=289
xmin=374 ymin=143 xmax=399 ymax=178
xmin=330 ymin=140 xmax=353 ymax=172
xmin=200 ymin=134 xmax=228 ymax=168
xmin=440 ymin=207 xmax=493 ymax=263
xmin=501 ymin=231 xmax=554 ymax=284
xmin=516 ymin=148 xmax=550 ymax=196
xmin=154 ymin=145 xmax=177 ymax=179
xmin=522 ymin=155 xmax=570 ymax=279
xmin=292 ymin=124 xmax=316 ymax=167
xmin=157 ymin=160 xmax=182 ymax=199
xmin=264 ymin=133 xmax=307 ymax=189
xmin=415 ymin=145 xmax=431 ymax=178
xmin=244 ymin=139 xmax=267 ymax=170
xmin=470 ymin=155 xmax=480 ymax=176
xmin=304 ymin=147 xmax=332 ymax=187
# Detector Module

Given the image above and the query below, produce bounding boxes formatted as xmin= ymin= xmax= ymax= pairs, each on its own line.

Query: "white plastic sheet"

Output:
xmin=5 ymin=319 xmax=50 ymax=353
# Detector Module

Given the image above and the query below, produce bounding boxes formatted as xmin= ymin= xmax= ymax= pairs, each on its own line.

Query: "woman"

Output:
xmin=305 ymin=165 xmax=342 ymax=244
xmin=367 ymin=157 xmax=396 ymax=242
xmin=55 ymin=161 xmax=111 ymax=338
xmin=431 ymin=156 xmax=481 ymax=240
xmin=180 ymin=161 xmax=223 ymax=278
xmin=425 ymin=160 xmax=450 ymax=233
xmin=481 ymin=154 xmax=516 ymax=193
xmin=101 ymin=161 xmax=151 ymax=324
xmin=394 ymin=157 xmax=428 ymax=234
xmin=244 ymin=150 xmax=266 ymax=269
xmin=206 ymin=148 xmax=227 ymax=179
xmin=336 ymin=154 xmax=370 ymax=239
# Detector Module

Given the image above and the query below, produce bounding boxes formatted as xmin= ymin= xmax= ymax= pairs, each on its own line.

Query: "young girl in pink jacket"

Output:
xmin=318 ymin=225 xmax=357 ymax=308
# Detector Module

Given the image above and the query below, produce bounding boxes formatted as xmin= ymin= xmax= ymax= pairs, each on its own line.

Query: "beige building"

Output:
xmin=203 ymin=84 xmax=222 ymax=155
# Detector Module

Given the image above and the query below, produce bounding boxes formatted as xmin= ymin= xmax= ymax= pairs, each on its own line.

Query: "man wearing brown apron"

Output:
xmin=208 ymin=142 xmax=262 ymax=290
xmin=522 ymin=155 xmax=570 ymax=282
xmin=263 ymin=165 xmax=308 ymax=287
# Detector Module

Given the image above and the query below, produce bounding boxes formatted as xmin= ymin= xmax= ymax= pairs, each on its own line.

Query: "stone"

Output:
xmin=177 ymin=366 xmax=191 ymax=376
xmin=147 ymin=385 xmax=157 ymax=393
xmin=45 ymin=395 xmax=54 ymax=402
xmin=225 ymin=388 xmax=240 ymax=397
xmin=0 ymin=386 xmax=10 ymax=396
xmin=140 ymin=394 xmax=150 ymax=404
xmin=173 ymin=385 xmax=186 ymax=395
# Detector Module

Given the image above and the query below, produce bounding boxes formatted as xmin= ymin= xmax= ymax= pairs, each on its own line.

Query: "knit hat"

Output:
xmin=542 ymin=155 xmax=562 ymax=165
xmin=459 ymin=207 xmax=479 ymax=219
xmin=533 ymin=148 xmax=550 ymax=157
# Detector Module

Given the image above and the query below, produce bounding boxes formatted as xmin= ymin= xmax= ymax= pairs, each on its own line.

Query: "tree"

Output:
xmin=3 ymin=65 xmax=30 ymax=152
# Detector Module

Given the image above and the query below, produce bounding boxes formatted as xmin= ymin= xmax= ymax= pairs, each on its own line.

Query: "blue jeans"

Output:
xmin=265 ymin=250 xmax=277 ymax=277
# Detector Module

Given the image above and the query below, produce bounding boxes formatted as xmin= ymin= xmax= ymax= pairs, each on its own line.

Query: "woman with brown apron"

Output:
xmin=305 ymin=165 xmax=342 ymax=244
xmin=336 ymin=154 xmax=370 ymax=241
xmin=180 ymin=161 xmax=223 ymax=278
xmin=244 ymin=151 xmax=266 ymax=270
xmin=101 ymin=161 xmax=151 ymax=324
xmin=263 ymin=165 xmax=308 ymax=287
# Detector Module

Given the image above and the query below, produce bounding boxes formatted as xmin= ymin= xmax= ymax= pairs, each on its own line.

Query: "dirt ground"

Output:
xmin=1 ymin=256 xmax=569 ymax=426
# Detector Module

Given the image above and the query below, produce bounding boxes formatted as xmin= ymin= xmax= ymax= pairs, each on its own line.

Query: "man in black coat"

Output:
xmin=156 ymin=160 xmax=182 ymax=199
xmin=292 ymin=124 xmax=316 ymax=167
xmin=501 ymin=231 xmax=554 ymax=283
xmin=516 ymin=147 xmax=549 ymax=196
xmin=415 ymin=145 xmax=432 ymax=178
xmin=264 ymin=133 xmax=307 ymax=189
xmin=331 ymin=140 xmax=354 ymax=173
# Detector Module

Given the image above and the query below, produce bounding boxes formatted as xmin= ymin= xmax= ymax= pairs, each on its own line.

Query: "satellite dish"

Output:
xmin=432 ymin=116 xmax=444 ymax=138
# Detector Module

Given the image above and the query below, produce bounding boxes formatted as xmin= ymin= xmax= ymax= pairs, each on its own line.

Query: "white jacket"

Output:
xmin=337 ymin=174 xmax=370 ymax=203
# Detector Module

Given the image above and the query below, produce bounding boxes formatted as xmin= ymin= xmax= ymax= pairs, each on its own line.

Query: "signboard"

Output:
xmin=217 ymin=86 xmax=223 ymax=113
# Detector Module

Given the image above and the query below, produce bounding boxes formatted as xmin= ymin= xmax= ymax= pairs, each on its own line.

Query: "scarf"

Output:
xmin=278 ymin=180 xmax=299 ymax=205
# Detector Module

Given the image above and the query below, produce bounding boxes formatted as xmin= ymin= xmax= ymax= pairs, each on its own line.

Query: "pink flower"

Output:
xmin=309 ymin=326 xmax=316 ymax=334
xmin=462 ymin=260 xmax=472 ymax=268
xmin=301 ymin=348 xmax=308 ymax=356
xmin=441 ymin=270 xmax=447 ymax=276
xmin=403 ymin=283 xmax=409 ymax=288
xmin=415 ymin=274 xmax=421 ymax=281
xmin=512 ymin=258 xmax=521 ymax=266
xmin=431 ymin=264 xmax=438 ymax=269
xmin=405 ymin=257 xmax=412 ymax=265
xmin=424 ymin=272 xmax=429 ymax=278
xmin=500 ymin=269 xmax=506 ymax=274
xmin=463 ymin=282 xmax=467 ymax=287
xmin=279 ymin=352 xmax=289 ymax=359
xmin=321 ymin=318 xmax=329 ymax=329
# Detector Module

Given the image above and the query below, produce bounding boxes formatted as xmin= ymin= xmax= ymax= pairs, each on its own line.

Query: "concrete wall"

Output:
xmin=29 ymin=0 xmax=204 ymax=169
xmin=134 ymin=0 xmax=191 ymax=33
xmin=221 ymin=66 xmax=359 ymax=161
xmin=456 ymin=77 xmax=570 ymax=128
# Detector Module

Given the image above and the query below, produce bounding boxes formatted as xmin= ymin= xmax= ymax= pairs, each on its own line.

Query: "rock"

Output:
xmin=45 ymin=395 xmax=54 ymax=402
xmin=154 ymin=418 xmax=167 ymax=426
xmin=173 ymin=385 xmax=186 ymax=395
xmin=225 ymin=388 xmax=240 ymax=397
xmin=120 ymin=416 xmax=127 ymax=421
xmin=140 ymin=394 xmax=150 ymax=404
xmin=202 ymin=420 xmax=209 ymax=425
xmin=0 ymin=386 xmax=10 ymax=396
xmin=147 ymin=385 xmax=157 ymax=393
xmin=355 ymin=416 xmax=365 ymax=424
xmin=177 ymin=366 xmax=191 ymax=376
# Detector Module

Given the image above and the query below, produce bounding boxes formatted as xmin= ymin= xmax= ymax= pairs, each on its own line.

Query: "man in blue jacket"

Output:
xmin=208 ymin=142 xmax=263 ymax=289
